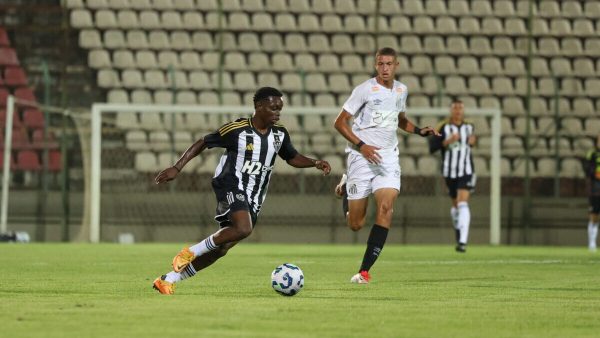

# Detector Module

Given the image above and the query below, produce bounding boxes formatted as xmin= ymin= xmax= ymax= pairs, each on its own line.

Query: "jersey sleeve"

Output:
xmin=342 ymin=84 xmax=367 ymax=116
xmin=203 ymin=122 xmax=239 ymax=149
xmin=398 ymin=87 xmax=408 ymax=113
xmin=278 ymin=128 xmax=298 ymax=161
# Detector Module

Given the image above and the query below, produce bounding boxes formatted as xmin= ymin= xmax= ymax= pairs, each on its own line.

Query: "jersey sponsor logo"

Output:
xmin=371 ymin=86 xmax=380 ymax=92
xmin=241 ymin=160 xmax=274 ymax=175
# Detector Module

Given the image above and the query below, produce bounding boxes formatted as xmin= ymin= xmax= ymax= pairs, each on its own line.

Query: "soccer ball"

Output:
xmin=271 ymin=263 xmax=304 ymax=296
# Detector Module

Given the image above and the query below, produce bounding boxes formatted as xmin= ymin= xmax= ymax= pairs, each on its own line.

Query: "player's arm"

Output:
xmin=398 ymin=112 xmax=440 ymax=137
xmin=286 ymin=154 xmax=331 ymax=175
xmin=155 ymin=137 xmax=209 ymax=184
xmin=334 ymin=109 xmax=382 ymax=164
xmin=428 ymin=122 xmax=445 ymax=154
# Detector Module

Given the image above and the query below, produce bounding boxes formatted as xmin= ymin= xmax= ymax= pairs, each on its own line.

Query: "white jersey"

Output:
xmin=342 ymin=77 xmax=408 ymax=156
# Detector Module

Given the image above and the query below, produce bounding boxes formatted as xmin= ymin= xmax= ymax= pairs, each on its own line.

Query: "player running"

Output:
xmin=429 ymin=100 xmax=476 ymax=253
xmin=152 ymin=87 xmax=331 ymax=294
xmin=334 ymin=47 xmax=439 ymax=284
xmin=583 ymin=135 xmax=600 ymax=252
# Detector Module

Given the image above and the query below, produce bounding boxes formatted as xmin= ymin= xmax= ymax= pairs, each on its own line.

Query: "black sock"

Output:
xmin=341 ymin=185 xmax=348 ymax=217
xmin=455 ymin=229 xmax=460 ymax=244
xmin=359 ymin=224 xmax=389 ymax=272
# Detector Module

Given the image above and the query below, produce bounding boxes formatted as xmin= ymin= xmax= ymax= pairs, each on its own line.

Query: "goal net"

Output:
xmin=89 ymin=103 xmax=501 ymax=245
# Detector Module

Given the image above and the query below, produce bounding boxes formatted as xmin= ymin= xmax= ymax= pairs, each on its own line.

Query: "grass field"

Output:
xmin=1 ymin=244 xmax=599 ymax=338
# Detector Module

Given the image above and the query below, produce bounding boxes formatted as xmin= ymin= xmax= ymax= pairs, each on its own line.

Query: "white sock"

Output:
xmin=450 ymin=207 xmax=459 ymax=229
xmin=164 ymin=264 xmax=197 ymax=284
xmin=588 ymin=222 xmax=598 ymax=249
xmin=457 ymin=202 xmax=470 ymax=244
xmin=189 ymin=235 xmax=218 ymax=256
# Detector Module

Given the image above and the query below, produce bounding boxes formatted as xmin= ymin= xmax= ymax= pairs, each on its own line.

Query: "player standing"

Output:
xmin=583 ymin=135 xmax=600 ymax=252
xmin=429 ymin=100 xmax=476 ymax=253
xmin=333 ymin=47 xmax=439 ymax=284
xmin=152 ymin=87 xmax=331 ymax=294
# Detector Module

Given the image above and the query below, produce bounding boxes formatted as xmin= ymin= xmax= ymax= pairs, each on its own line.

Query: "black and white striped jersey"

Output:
xmin=203 ymin=117 xmax=298 ymax=214
xmin=431 ymin=119 xmax=475 ymax=179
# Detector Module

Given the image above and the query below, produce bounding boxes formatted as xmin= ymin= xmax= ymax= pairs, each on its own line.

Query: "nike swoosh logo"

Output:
xmin=176 ymin=264 xmax=186 ymax=270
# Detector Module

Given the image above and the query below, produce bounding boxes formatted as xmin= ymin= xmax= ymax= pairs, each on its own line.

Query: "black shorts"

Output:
xmin=213 ymin=187 xmax=258 ymax=228
xmin=590 ymin=196 xmax=600 ymax=214
xmin=445 ymin=174 xmax=476 ymax=199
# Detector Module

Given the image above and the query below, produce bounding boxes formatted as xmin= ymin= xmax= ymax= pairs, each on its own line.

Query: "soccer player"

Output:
xmin=152 ymin=87 xmax=331 ymax=294
xmin=333 ymin=47 xmax=439 ymax=284
xmin=429 ymin=100 xmax=476 ymax=253
xmin=583 ymin=135 xmax=600 ymax=252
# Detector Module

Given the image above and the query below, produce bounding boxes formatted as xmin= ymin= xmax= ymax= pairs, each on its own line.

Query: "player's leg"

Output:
xmin=588 ymin=197 xmax=599 ymax=251
xmin=347 ymin=198 xmax=369 ymax=231
xmin=455 ymin=188 xmax=471 ymax=252
xmin=445 ymin=178 xmax=460 ymax=243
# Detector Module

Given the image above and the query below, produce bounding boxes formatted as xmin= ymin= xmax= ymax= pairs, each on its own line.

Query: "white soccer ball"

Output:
xmin=271 ymin=263 xmax=304 ymax=296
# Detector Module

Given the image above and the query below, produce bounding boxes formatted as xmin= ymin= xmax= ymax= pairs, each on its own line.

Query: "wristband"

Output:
xmin=356 ymin=141 xmax=365 ymax=149
xmin=414 ymin=126 xmax=422 ymax=135
xmin=172 ymin=166 xmax=181 ymax=172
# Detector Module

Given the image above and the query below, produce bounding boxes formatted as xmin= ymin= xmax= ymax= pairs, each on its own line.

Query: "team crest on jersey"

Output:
xmin=246 ymin=143 xmax=254 ymax=151
xmin=349 ymin=184 xmax=358 ymax=195
xmin=273 ymin=133 xmax=282 ymax=151
xmin=396 ymin=87 xmax=404 ymax=93
xmin=236 ymin=193 xmax=245 ymax=202
xmin=371 ymin=86 xmax=380 ymax=92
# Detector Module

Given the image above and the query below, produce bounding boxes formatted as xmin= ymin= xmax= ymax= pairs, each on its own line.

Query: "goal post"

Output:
xmin=89 ymin=103 xmax=501 ymax=245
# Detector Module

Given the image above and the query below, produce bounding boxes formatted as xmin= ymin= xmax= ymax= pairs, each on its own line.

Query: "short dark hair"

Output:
xmin=451 ymin=99 xmax=464 ymax=105
xmin=375 ymin=47 xmax=397 ymax=59
xmin=253 ymin=87 xmax=283 ymax=105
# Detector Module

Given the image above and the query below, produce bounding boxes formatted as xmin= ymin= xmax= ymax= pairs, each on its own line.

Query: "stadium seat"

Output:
xmin=550 ymin=18 xmax=571 ymax=36
xmin=459 ymin=17 xmax=480 ymax=35
xmin=414 ymin=16 xmax=435 ymax=34
xmin=341 ymin=55 xmax=364 ymax=73
xmin=31 ymin=129 xmax=59 ymax=149
xmin=561 ymin=38 xmax=583 ymax=57
xmin=101 ymin=30 xmax=124 ymax=49
xmin=285 ymin=34 xmax=308 ymax=53
xmin=470 ymin=37 xmax=492 ymax=56
xmin=505 ymin=18 xmax=527 ymax=35
xmin=148 ymin=31 xmax=170 ymax=50
xmin=270 ymin=53 xmax=293 ymax=72
xmin=308 ymin=34 xmax=331 ymax=53
xmin=344 ymin=15 xmax=366 ymax=33
xmin=96 ymin=10 xmax=118 ymax=29
xmin=257 ymin=72 xmax=280 ymax=89
xmin=0 ymin=109 xmax=22 ymax=128
xmin=540 ymin=1 xmax=560 ymax=17
xmin=134 ymin=151 xmax=157 ymax=172
xmin=261 ymin=33 xmax=284 ymax=52
xmin=482 ymin=18 xmax=503 ymax=35
xmin=139 ymin=10 xmax=160 ymax=29
xmin=131 ymin=89 xmax=154 ymax=104
xmin=585 ymin=118 xmax=600 ymax=136
xmin=330 ymin=34 xmax=356 ymax=53
xmin=423 ymin=36 xmax=445 ymax=55
xmin=573 ymin=19 xmax=595 ymax=37
xmin=560 ymin=117 xmax=583 ymax=135
xmin=417 ymin=156 xmax=438 ymax=175
xmin=573 ymin=98 xmax=595 ymax=117
xmin=492 ymin=37 xmax=515 ymax=56
xmin=148 ymin=131 xmax=170 ymax=151
xmin=4 ymin=67 xmax=27 ymax=86
xmin=229 ymin=12 xmax=251 ymax=31
xmin=400 ymin=35 xmax=422 ymax=54
xmin=318 ymin=54 xmax=340 ymax=73
xmin=238 ymin=32 xmax=261 ymax=52
xmin=0 ymin=47 xmax=18 ymax=66
xmin=512 ymin=158 xmax=537 ymax=177
xmin=446 ymin=36 xmax=468 ymax=55
xmin=242 ymin=0 xmax=264 ymax=12
xmin=22 ymin=109 xmax=44 ymax=129
xmin=457 ymin=56 xmax=479 ymax=75
xmin=503 ymin=136 xmax=525 ymax=156
xmin=224 ymin=52 xmax=247 ymax=71
xmin=492 ymin=77 xmax=514 ymax=96
xmin=79 ymin=30 xmax=103 ymax=49
xmin=107 ymin=89 xmax=128 ymax=103
xmin=435 ymin=16 xmax=457 ymax=35
xmin=305 ymin=73 xmax=327 ymax=93
xmin=170 ymin=31 xmax=192 ymax=51
xmin=113 ymin=50 xmax=135 ymax=69
xmin=70 ymin=9 xmax=93 ymax=29
xmin=221 ymin=0 xmax=241 ymax=11
xmin=274 ymin=13 xmax=297 ymax=32
xmin=390 ymin=16 xmax=411 ymax=33
xmin=560 ymin=158 xmax=584 ymax=178
xmin=16 ymin=150 xmax=41 ymax=171
xmin=247 ymin=52 xmax=269 ymax=71
xmin=234 ymin=72 xmax=257 ymax=91
xmin=549 ymin=57 xmax=572 ymax=76
xmin=333 ymin=0 xmax=356 ymax=14
xmin=480 ymin=57 xmax=502 ymax=76
xmin=563 ymin=1 xmax=583 ymax=18
xmin=14 ymin=87 xmax=36 ymax=103
xmin=314 ymin=93 xmax=336 ymax=107
xmin=64 ymin=0 xmax=84 ymax=8
xmin=322 ymin=14 xmax=343 ymax=32
xmin=0 ymin=28 xmax=9 ymax=47
xmin=537 ymin=78 xmax=556 ymax=97
xmin=251 ymin=13 xmax=274 ymax=31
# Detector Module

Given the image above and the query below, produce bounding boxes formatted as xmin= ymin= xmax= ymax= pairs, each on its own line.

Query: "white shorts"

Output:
xmin=345 ymin=151 xmax=401 ymax=200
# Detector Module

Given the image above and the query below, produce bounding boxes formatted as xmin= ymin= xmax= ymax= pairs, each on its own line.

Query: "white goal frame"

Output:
xmin=89 ymin=104 xmax=502 ymax=244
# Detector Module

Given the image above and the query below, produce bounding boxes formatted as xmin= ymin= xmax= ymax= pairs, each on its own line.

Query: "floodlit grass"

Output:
xmin=1 ymin=243 xmax=599 ymax=338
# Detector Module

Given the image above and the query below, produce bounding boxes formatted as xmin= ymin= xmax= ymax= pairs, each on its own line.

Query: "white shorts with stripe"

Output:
xmin=345 ymin=150 xmax=401 ymax=200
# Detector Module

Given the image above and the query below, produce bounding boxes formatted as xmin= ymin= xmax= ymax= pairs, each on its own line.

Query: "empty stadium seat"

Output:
xmin=134 ymin=151 xmax=157 ymax=172
xmin=0 ymin=47 xmax=18 ymax=66
xmin=16 ymin=150 xmax=41 ymax=171
xmin=0 ymin=28 xmax=9 ymax=47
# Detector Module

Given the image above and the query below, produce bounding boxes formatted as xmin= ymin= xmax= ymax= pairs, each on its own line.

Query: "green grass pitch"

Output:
xmin=1 ymin=243 xmax=599 ymax=338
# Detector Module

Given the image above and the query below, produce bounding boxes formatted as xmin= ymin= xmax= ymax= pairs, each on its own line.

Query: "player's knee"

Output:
xmin=234 ymin=224 xmax=253 ymax=239
xmin=377 ymin=202 xmax=394 ymax=218
xmin=347 ymin=218 xmax=365 ymax=232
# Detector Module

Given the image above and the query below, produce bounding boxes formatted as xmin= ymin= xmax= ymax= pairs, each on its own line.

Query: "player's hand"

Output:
xmin=315 ymin=160 xmax=331 ymax=176
xmin=449 ymin=133 xmax=460 ymax=142
xmin=468 ymin=135 xmax=477 ymax=146
xmin=155 ymin=166 xmax=179 ymax=184
xmin=360 ymin=144 xmax=382 ymax=164
xmin=419 ymin=126 xmax=441 ymax=137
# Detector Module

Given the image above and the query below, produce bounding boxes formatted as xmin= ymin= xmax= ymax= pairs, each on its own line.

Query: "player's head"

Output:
xmin=253 ymin=86 xmax=284 ymax=125
xmin=374 ymin=47 xmax=399 ymax=82
xmin=450 ymin=99 xmax=465 ymax=121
